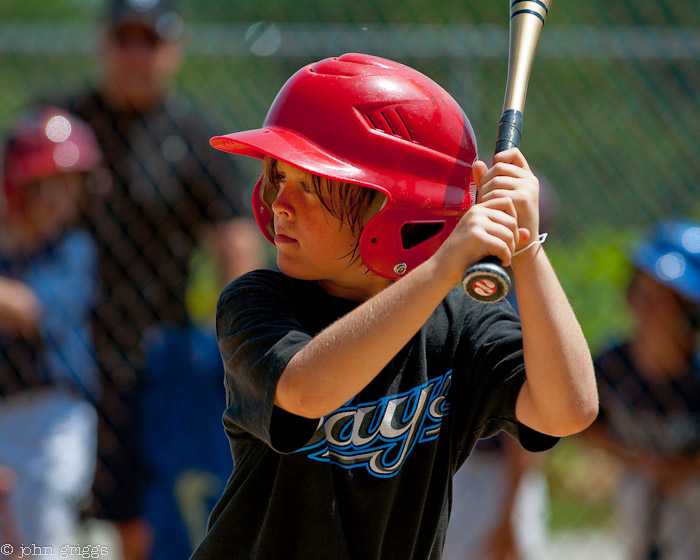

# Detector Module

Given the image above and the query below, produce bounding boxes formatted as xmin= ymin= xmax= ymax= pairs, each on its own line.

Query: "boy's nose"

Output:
xmin=271 ymin=189 xmax=295 ymax=219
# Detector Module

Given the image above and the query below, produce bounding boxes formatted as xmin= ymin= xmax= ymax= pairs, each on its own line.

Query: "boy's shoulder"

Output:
xmin=217 ymin=269 xmax=361 ymax=327
xmin=217 ymin=269 xmax=310 ymax=311
xmin=223 ymin=268 xmax=299 ymax=295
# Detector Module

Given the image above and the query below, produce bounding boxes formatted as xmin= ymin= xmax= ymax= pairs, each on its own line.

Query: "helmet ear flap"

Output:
xmin=360 ymin=206 xmax=456 ymax=280
xmin=252 ymin=175 xmax=275 ymax=243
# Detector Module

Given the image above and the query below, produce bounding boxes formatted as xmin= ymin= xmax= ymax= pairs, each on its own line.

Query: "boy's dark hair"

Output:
xmin=262 ymin=156 xmax=378 ymax=264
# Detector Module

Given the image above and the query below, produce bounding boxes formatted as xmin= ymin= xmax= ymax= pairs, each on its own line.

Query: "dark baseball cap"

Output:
xmin=106 ymin=0 xmax=184 ymax=41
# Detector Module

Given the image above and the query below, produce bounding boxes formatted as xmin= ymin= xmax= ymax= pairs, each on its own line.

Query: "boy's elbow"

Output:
xmin=537 ymin=401 xmax=599 ymax=438
xmin=555 ymin=364 xmax=600 ymax=436
xmin=275 ymin=375 xmax=329 ymax=420
xmin=519 ymin=381 xmax=600 ymax=437
xmin=565 ymin=397 xmax=599 ymax=435
xmin=554 ymin=390 xmax=600 ymax=437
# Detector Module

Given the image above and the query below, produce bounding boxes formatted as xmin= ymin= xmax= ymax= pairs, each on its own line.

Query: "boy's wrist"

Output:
xmin=512 ymin=232 xmax=547 ymax=259
xmin=414 ymin=255 xmax=463 ymax=296
xmin=510 ymin=240 xmax=547 ymax=276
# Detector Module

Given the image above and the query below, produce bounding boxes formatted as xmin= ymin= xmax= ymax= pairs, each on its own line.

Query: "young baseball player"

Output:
xmin=585 ymin=219 xmax=700 ymax=560
xmin=191 ymin=53 xmax=598 ymax=560
xmin=0 ymin=106 xmax=103 ymax=553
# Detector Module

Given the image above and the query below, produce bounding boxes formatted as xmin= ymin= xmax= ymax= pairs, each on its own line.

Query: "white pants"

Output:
xmin=442 ymin=451 xmax=549 ymax=560
xmin=617 ymin=470 xmax=700 ymax=560
xmin=0 ymin=390 xmax=97 ymax=558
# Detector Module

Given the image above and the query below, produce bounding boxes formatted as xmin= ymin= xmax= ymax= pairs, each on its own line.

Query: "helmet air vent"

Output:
xmin=363 ymin=107 xmax=414 ymax=142
xmin=401 ymin=222 xmax=445 ymax=250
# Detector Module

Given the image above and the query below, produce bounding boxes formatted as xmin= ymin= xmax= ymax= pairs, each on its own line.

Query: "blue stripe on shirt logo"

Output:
xmin=299 ymin=370 xmax=452 ymax=477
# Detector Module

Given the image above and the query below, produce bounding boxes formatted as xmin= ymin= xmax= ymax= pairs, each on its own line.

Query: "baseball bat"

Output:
xmin=462 ymin=0 xmax=553 ymax=302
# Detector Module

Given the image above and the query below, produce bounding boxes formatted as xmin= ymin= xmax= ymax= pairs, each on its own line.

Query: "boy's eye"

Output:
xmin=270 ymin=174 xmax=285 ymax=191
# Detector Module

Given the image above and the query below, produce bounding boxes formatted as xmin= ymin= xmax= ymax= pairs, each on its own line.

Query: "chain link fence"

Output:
xmin=1 ymin=1 xmax=699 ymax=559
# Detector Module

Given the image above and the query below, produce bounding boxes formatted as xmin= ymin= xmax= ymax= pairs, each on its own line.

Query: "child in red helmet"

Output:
xmin=0 ymin=106 xmax=105 ymax=552
xmin=192 ymin=54 xmax=598 ymax=560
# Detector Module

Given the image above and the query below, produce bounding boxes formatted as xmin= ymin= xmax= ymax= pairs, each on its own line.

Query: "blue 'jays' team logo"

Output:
xmin=299 ymin=370 xmax=452 ymax=477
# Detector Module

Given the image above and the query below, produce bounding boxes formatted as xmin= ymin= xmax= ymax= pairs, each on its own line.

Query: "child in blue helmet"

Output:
xmin=192 ymin=54 xmax=597 ymax=560
xmin=586 ymin=219 xmax=700 ymax=560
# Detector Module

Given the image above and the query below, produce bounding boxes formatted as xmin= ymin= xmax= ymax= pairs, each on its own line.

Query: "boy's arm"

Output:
xmin=275 ymin=255 xmax=461 ymax=419
xmin=510 ymin=244 xmax=598 ymax=436
xmin=474 ymin=149 xmax=598 ymax=437
xmin=275 ymin=193 xmax=523 ymax=421
xmin=277 ymin=149 xmax=598 ymax=437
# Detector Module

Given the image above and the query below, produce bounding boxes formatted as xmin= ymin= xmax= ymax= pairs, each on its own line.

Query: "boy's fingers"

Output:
xmin=472 ymin=160 xmax=489 ymax=189
xmin=493 ymin=147 xmax=530 ymax=170
xmin=480 ymin=194 xmax=518 ymax=218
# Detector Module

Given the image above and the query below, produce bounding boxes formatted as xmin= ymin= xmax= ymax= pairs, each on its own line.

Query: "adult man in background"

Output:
xmin=56 ymin=0 xmax=264 ymax=557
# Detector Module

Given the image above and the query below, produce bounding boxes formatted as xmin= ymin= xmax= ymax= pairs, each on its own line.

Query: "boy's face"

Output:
xmin=19 ymin=172 xmax=86 ymax=242
xmin=628 ymin=271 xmax=697 ymax=339
xmin=269 ymin=161 xmax=389 ymax=297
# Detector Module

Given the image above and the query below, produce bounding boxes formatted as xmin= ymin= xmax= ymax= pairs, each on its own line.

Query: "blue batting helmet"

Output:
xmin=632 ymin=219 xmax=700 ymax=305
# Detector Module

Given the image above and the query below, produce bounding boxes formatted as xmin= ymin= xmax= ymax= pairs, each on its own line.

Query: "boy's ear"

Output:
xmin=363 ymin=191 xmax=387 ymax=227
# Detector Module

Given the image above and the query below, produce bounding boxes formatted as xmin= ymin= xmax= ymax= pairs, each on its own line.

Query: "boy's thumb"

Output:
xmin=518 ymin=228 xmax=531 ymax=246
xmin=472 ymin=160 xmax=488 ymax=188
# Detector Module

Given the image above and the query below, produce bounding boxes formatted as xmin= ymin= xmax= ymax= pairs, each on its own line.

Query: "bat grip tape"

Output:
xmin=495 ymin=109 xmax=523 ymax=153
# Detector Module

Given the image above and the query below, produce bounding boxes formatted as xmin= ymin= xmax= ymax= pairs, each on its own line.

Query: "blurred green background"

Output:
xmin=1 ymin=0 xmax=699 ymax=555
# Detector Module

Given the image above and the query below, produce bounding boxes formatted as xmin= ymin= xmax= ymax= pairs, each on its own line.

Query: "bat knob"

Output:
xmin=462 ymin=256 xmax=511 ymax=303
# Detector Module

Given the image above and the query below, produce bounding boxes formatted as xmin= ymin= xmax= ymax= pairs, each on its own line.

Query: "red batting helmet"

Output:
xmin=2 ymin=106 xmax=103 ymax=215
xmin=211 ymin=53 xmax=478 ymax=280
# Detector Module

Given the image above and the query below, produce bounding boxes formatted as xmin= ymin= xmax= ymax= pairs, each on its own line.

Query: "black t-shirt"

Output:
xmin=192 ymin=270 xmax=557 ymax=560
xmin=52 ymin=89 xmax=248 ymax=520
xmin=62 ymin=90 xmax=247 ymax=368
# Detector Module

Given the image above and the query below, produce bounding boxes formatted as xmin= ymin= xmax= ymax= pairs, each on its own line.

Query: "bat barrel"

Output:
xmin=510 ymin=0 xmax=551 ymax=23
xmin=503 ymin=0 xmax=551 ymax=113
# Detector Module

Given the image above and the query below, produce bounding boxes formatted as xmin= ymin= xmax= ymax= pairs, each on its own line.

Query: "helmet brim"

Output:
xmin=210 ymin=127 xmax=372 ymax=187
